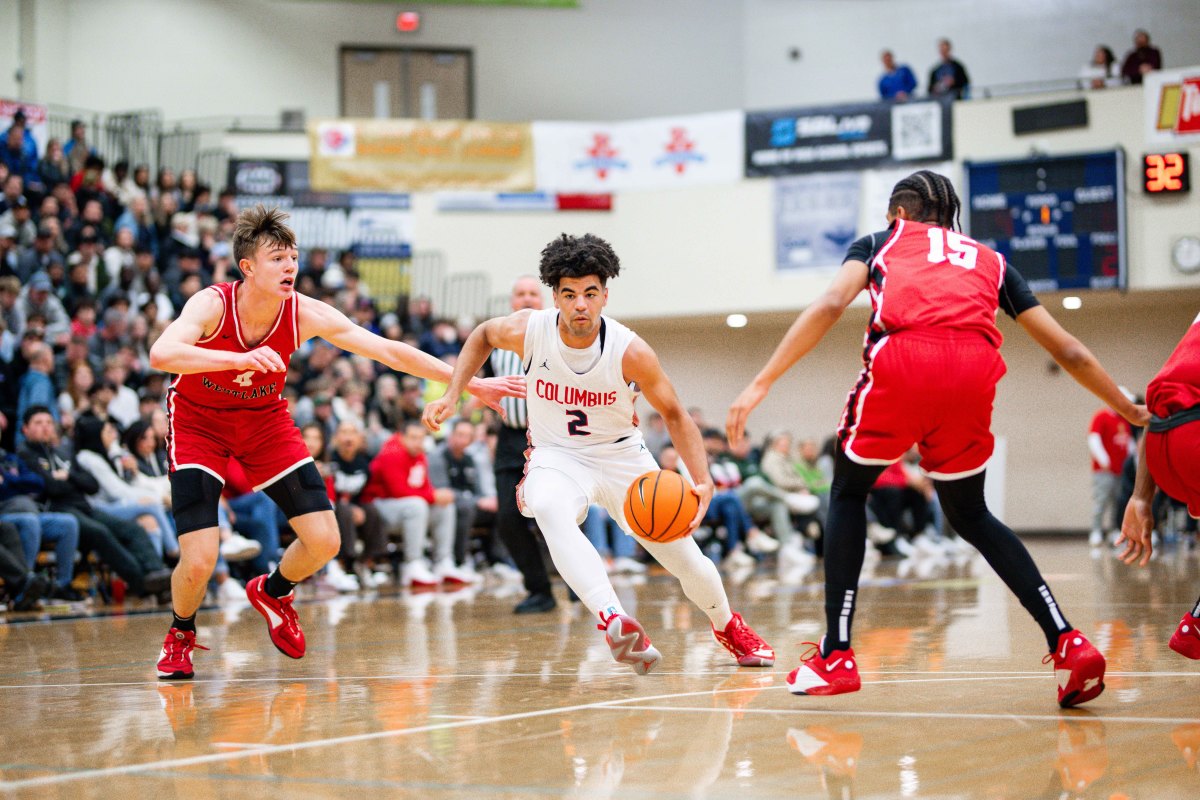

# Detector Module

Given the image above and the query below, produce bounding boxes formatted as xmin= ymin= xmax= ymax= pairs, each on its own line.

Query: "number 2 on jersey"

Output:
xmin=566 ymin=409 xmax=591 ymax=437
xmin=232 ymin=370 xmax=255 ymax=387
xmin=927 ymin=228 xmax=979 ymax=270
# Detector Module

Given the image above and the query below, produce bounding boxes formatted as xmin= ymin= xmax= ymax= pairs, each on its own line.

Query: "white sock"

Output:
xmin=639 ymin=535 xmax=733 ymax=629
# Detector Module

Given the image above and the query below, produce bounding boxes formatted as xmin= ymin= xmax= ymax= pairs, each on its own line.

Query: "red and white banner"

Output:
xmin=533 ymin=111 xmax=743 ymax=192
xmin=1145 ymin=66 xmax=1200 ymax=145
xmin=0 ymin=99 xmax=49 ymax=155
xmin=435 ymin=192 xmax=612 ymax=212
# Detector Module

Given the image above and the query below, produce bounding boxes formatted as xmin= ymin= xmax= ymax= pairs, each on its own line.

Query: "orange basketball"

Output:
xmin=623 ymin=469 xmax=699 ymax=543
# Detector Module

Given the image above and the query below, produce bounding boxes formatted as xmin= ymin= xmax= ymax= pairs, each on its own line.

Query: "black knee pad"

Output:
xmin=171 ymin=468 xmax=224 ymax=535
xmin=263 ymin=461 xmax=334 ymax=519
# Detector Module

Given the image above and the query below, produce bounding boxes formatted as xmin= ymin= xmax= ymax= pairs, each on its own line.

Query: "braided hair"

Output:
xmin=887 ymin=170 xmax=962 ymax=231
xmin=538 ymin=233 xmax=621 ymax=289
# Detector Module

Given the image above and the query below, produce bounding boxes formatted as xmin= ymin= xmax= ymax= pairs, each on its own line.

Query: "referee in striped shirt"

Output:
xmin=490 ymin=275 xmax=557 ymax=613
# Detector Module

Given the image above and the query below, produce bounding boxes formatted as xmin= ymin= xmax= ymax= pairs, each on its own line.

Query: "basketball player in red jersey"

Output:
xmin=728 ymin=171 xmax=1148 ymax=708
xmin=150 ymin=206 xmax=523 ymax=679
xmin=1118 ymin=314 xmax=1200 ymax=659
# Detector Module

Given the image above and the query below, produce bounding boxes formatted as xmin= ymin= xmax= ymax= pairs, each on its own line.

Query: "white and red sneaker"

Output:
xmin=1046 ymin=629 xmax=1105 ymax=708
xmin=156 ymin=628 xmax=209 ymax=680
xmin=787 ymin=639 xmax=861 ymax=696
xmin=1169 ymin=613 xmax=1200 ymax=659
xmin=246 ymin=575 xmax=306 ymax=659
xmin=713 ymin=612 xmax=775 ymax=667
xmin=600 ymin=612 xmax=661 ymax=675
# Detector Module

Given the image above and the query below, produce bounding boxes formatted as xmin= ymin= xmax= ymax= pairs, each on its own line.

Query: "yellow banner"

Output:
xmin=309 ymin=119 xmax=535 ymax=192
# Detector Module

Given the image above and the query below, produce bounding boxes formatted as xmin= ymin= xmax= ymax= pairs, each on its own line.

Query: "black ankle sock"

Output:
xmin=1191 ymin=597 xmax=1200 ymax=618
xmin=265 ymin=570 xmax=297 ymax=599
xmin=172 ymin=612 xmax=196 ymax=633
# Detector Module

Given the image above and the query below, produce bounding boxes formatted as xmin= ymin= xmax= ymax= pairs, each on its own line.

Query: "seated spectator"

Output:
xmin=0 ymin=195 xmax=36 ymax=248
xmin=720 ymin=431 xmax=816 ymax=560
xmin=0 ymin=446 xmax=81 ymax=600
xmin=759 ymin=431 xmax=822 ymax=512
xmin=17 ymin=226 xmax=62 ymax=283
xmin=0 ymin=276 xmax=22 ymax=339
xmin=327 ymin=420 xmax=388 ymax=586
xmin=62 ymin=120 xmax=96 ymax=177
xmin=17 ymin=341 xmax=59 ymax=445
xmin=878 ymin=49 xmax=917 ymax=101
xmin=300 ymin=422 xmax=360 ymax=593
xmin=794 ymin=437 xmax=831 ymax=524
xmin=18 ymin=406 xmax=171 ymax=598
xmin=641 ymin=411 xmax=670 ymax=459
xmin=101 ymin=356 xmax=140 ymax=430
xmin=103 ymin=227 xmax=136 ymax=291
xmin=1080 ymin=45 xmax=1120 ymax=89
xmin=0 ymin=223 xmax=19 ymax=277
xmin=428 ymin=418 xmax=498 ymax=576
xmin=928 ymin=38 xmax=970 ymax=99
xmin=72 ymin=415 xmax=177 ymax=559
xmin=1121 ymin=29 xmax=1162 ymax=85
xmin=37 ymin=138 xmax=71 ymax=193
xmin=1 ymin=126 xmax=37 ymax=191
xmin=0 ymin=519 xmax=48 ymax=611
xmin=660 ymin=444 xmax=761 ymax=572
xmin=361 ymin=419 xmax=471 ymax=588
xmin=18 ymin=272 xmax=70 ymax=345
xmin=703 ymin=429 xmax=780 ymax=556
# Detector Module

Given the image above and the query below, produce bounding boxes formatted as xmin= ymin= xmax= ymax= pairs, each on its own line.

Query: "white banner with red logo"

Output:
xmin=532 ymin=111 xmax=744 ymax=192
xmin=1144 ymin=66 xmax=1200 ymax=146
xmin=0 ymin=99 xmax=49 ymax=155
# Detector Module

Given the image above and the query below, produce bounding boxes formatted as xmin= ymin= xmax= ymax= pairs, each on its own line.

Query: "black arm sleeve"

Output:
xmin=843 ymin=231 xmax=889 ymax=265
xmin=998 ymin=265 xmax=1040 ymax=320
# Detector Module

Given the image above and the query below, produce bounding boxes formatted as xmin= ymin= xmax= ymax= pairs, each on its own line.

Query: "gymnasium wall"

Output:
xmin=9 ymin=0 xmax=1200 ymax=121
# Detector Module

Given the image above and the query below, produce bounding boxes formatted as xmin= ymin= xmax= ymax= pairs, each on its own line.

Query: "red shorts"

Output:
xmin=1146 ymin=426 xmax=1200 ymax=517
xmin=837 ymin=333 xmax=1006 ymax=479
xmin=166 ymin=390 xmax=312 ymax=490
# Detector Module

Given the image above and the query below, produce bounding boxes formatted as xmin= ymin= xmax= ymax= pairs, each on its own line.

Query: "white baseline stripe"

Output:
xmin=604 ymin=704 xmax=1200 ymax=726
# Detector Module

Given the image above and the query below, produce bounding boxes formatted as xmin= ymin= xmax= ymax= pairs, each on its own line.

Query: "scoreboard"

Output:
xmin=964 ymin=150 xmax=1126 ymax=292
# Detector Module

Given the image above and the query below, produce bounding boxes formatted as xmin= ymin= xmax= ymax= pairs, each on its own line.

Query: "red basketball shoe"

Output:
xmin=1046 ymin=630 xmax=1105 ymax=708
xmin=787 ymin=639 xmax=861 ymax=696
xmin=1169 ymin=613 xmax=1200 ymax=659
xmin=713 ymin=612 xmax=775 ymax=667
xmin=600 ymin=612 xmax=661 ymax=675
xmin=156 ymin=628 xmax=209 ymax=680
xmin=246 ymin=575 xmax=306 ymax=659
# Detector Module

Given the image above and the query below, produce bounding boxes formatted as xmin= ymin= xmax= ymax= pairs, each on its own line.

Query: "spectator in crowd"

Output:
xmin=327 ymin=419 xmax=388 ymax=587
xmin=103 ymin=227 xmax=136 ymax=290
xmin=361 ymin=419 xmax=472 ymax=588
xmin=1121 ymin=29 xmax=1162 ymax=85
xmin=759 ymin=431 xmax=822 ymax=515
xmin=0 ymin=519 xmax=48 ymax=611
xmin=18 ymin=227 xmax=63 ymax=283
xmin=0 ymin=223 xmax=19 ymax=277
xmin=19 ymin=272 xmax=70 ymax=346
xmin=1 ymin=125 xmax=37 ymax=189
xmin=115 ymin=196 xmax=157 ymax=256
xmin=1080 ymin=45 xmax=1120 ymax=90
xmin=794 ymin=437 xmax=831 ymax=524
xmin=704 ymin=429 xmax=780 ymax=557
xmin=928 ymin=38 xmax=970 ymax=99
xmin=300 ymin=422 xmax=361 ymax=593
xmin=18 ymin=406 xmax=172 ymax=598
xmin=878 ymin=49 xmax=917 ymax=101
xmin=2 ymin=111 xmax=39 ymax=169
xmin=660 ymin=442 xmax=761 ymax=572
xmin=428 ymin=418 xmax=498 ymax=576
xmin=16 ymin=341 xmax=58 ymax=445
xmin=0 ymin=446 xmax=81 ymax=600
xmin=0 ymin=174 xmax=22 ymax=215
xmin=641 ymin=411 xmax=670 ymax=459
xmin=0 ymin=276 xmax=24 ymax=340
xmin=0 ymin=195 xmax=36 ymax=248
xmin=63 ymin=120 xmax=96 ymax=177
xmin=71 ymin=415 xmax=177 ymax=559
xmin=38 ymin=138 xmax=72 ymax=191
xmin=1088 ymin=399 xmax=1132 ymax=546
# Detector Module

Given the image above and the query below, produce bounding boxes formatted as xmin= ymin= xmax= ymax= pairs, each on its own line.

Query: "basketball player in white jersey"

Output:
xmin=424 ymin=234 xmax=774 ymax=674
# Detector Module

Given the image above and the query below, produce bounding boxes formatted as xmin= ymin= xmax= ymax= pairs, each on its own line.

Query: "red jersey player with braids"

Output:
xmin=1119 ymin=313 xmax=1200 ymax=659
xmin=150 ymin=205 xmax=523 ymax=679
xmin=728 ymin=170 xmax=1147 ymax=708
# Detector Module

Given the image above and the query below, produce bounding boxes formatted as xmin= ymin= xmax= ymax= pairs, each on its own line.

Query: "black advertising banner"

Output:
xmin=745 ymin=99 xmax=952 ymax=177
xmin=227 ymin=159 xmax=311 ymax=198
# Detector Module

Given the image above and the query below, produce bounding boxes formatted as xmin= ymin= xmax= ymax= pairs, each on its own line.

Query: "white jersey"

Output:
xmin=523 ymin=308 xmax=643 ymax=449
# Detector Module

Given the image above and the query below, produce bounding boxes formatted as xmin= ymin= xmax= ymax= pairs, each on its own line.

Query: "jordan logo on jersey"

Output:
xmin=534 ymin=378 xmax=617 ymax=407
xmin=538 ymin=359 xmax=550 ymax=370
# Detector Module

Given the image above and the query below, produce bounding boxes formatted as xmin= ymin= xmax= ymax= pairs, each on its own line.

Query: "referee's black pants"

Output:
xmin=494 ymin=425 xmax=552 ymax=596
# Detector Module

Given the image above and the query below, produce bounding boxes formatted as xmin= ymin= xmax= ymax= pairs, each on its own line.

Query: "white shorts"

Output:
xmin=517 ymin=439 xmax=658 ymax=535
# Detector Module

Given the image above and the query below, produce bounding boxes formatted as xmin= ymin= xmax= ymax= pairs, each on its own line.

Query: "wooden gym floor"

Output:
xmin=1 ymin=539 xmax=1198 ymax=799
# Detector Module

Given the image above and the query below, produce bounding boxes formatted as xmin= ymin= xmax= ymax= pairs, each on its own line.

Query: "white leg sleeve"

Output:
xmin=522 ymin=467 xmax=623 ymax=618
xmin=639 ymin=535 xmax=733 ymax=629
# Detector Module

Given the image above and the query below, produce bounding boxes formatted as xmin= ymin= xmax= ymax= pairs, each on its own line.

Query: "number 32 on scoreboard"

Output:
xmin=1143 ymin=152 xmax=1190 ymax=194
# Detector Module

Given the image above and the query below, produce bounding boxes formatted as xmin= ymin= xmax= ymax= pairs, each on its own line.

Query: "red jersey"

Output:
xmin=862 ymin=219 xmax=1006 ymax=347
xmin=1088 ymin=408 xmax=1130 ymax=474
xmin=359 ymin=437 xmax=435 ymax=504
xmin=171 ymin=281 xmax=300 ymax=409
xmin=1147 ymin=313 xmax=1200 ymax=418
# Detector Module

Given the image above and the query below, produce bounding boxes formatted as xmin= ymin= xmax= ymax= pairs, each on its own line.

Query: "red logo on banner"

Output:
xmin=581 ymin=134 xmax=627 ymax=180
xmin=1178 ymin=78 xmax=1200 ymax=134
xmin=663 ymin=128 xmax=696 ymax=174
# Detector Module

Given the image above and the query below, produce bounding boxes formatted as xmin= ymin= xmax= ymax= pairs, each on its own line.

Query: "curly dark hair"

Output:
xmin=538 ymin=233 xmax=621 ymax=289
xmin=887 ymin=170 xmax=962 ymax=231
